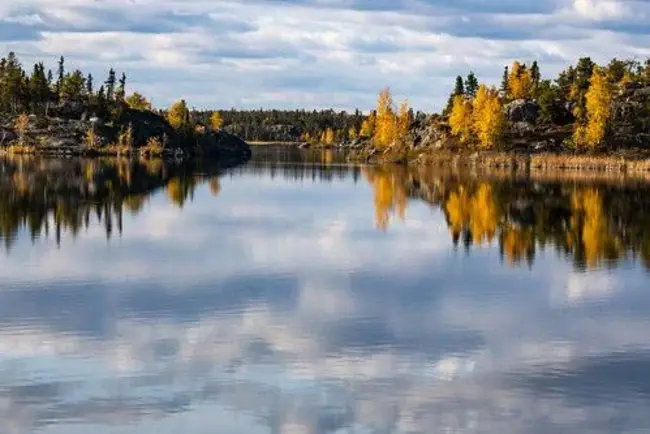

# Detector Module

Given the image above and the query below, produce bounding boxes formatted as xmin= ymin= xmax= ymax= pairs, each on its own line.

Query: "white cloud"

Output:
xmin=0 ymin=0 xmax=648 ymax=110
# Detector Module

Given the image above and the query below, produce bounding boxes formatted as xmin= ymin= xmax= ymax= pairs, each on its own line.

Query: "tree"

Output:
xmin=574 ymin=67 xmax=612 ymax=148
xmin=508 ymin=62 xmax=532 ymax=100
xmin=396 ymin=100 xmax=412 ymax=141
xmin=116 ymin=72 xmax=126 ymax=101
xmin=530 ymin=61 xmax=541 ymax=97
xmin=60 ymin=70 xmax=86 ymax=101
xmin=324 ymin=127 xmax=335 ymax=145
xmin=168 ymin=99 xmax=190 ymax=130
xmin=472 ymin=85 xmax=505 ymax=149
xmin=86 ymin=73 xmax=94 ymax=96
xmin=56 ymin=56 xmax=65 ymax=100
xmin=444 ymin=76 xmax=465 ymax=115
xmin=14 ymin=113 xmax=30 ymax=146
xmin=105 ymin=68 xmax=116 ymax=101
xmin=125 ymin=92 xmax=151 ymax=111
xmin=449 ymin=95 xmax=473 ymax=143
xmin=374 ymin=87 xmax=396 ymax=148
xmin=348 ymin=126 xmax=358 ymax=141
xmin=210 ymin=111 xmax=223 ymax=130
xmin=465 ymin=72 xmax=479 ymax=99
xmin=500 ymin=66 xmax=509 ymax=99
xmin=360 ymin=111 xmax=376 ymax=138
xmin=29 ymin=62 xmax=49 ymax=113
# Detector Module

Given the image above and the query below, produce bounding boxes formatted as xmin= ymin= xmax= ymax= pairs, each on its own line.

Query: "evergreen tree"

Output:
xmin=530 ymin=61 xmax=541 ymax=97
xmin=56 ymin=56 xmax=65 ymax=100
xmin=500 ymin=66 xmax=509 ymax=99
xmin=105 ymin=68 xmax=116 ymax=101
xmin=86 ymin=73 xmax=94 ymax=96
xmin=116 ymin=72 xmax=126 ymax=101
xmin=465 ymin=72 xmax=479 ymax=99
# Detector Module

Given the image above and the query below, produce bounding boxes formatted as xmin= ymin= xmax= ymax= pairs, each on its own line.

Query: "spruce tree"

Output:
xmin=86 ymin=73 xmax=94 ymax=96
xmin=530 ymin=61 xmax=541 ymax=98
xmin=500 ymin=66 xmax=509 ymax=99
xmin=444 ymin=76 xmax=465 ymax=115
xmin=465 ymin=72 xmax=479 ymax=99
xmin=56 ymin=56 xmax=65 ymax=101
xmin=105 ymin=68 xmax=116 ymax=102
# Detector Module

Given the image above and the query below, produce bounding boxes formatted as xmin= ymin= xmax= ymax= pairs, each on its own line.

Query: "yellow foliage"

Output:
xmin=374 ymin=87 xmax=396 ymax=148
xmin=125 ymin=92 xmax=152 ymax=111
xmin=117 ymin=125 xmax=134 ymax=148
xmin=501 ymin=226 xmax=534 ymax=266
xmin=145 ymin=136 xmax=164 ymax=153
xmin=446 ymin=183 xmax=498 ymax=245
xmin=348 ymin=126 xmax=358 ymax=141
xmin=472 ymin=85 xmax=504 ymax=150
xmin=396 ymin=100 xmax=411 ymax=141
xmin=364 ymin=168 xmax=409 ymax=231
xmin=574 ymin=68 xmax=612 ymax=148
xmin=85 ymin=129 xmax=99 ymax=149
xmin=14 ymin=113 xmax=30 ymax=145
xmin=324 ymin=128 xmax=335 ymax=145
xmin=360 ymin=112 xmax=376 ymax=138
xmin=571 ymin=188 xmax=622 ymax=268
xmin=210 ymin=111 xmax=223 ymax=130
xmin=167 ymin=100 xmax=189 ymax=130
xmin=449 ymin=95 xmax=473 ymax=143
xmin=508 ymin=61 xmax=532 ymax=100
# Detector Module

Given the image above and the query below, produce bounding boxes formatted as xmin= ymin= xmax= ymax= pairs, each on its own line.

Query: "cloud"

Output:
xmin=0 ymin=0 xmax=648 ymax=110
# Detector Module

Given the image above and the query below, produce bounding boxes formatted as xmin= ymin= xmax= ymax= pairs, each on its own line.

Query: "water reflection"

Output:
xmin=364 ymin=164 xmax=650 ymax=270
xmin=1 ymin=151 xmax=650 ymax=434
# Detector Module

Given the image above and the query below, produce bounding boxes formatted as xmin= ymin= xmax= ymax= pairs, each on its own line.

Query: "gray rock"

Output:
xmin=504 ymin=99 xmax=539 ymax=123
xmin=0 ymin=128 xmax=17 ymax=145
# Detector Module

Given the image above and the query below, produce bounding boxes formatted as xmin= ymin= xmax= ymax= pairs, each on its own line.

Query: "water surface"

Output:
xmin=1 ymin=150 xmax=650 ymax=433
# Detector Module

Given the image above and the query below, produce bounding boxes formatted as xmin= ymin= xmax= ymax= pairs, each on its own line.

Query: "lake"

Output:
xmin=1 ymin=149 xmax=650 ymax=434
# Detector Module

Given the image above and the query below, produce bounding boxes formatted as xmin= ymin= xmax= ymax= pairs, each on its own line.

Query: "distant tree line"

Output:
xmin=192 ymin=108 xmax=367 ymax=144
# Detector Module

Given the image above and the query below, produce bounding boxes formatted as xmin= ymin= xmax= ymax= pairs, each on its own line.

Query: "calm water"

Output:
xmin=1 ymin=149 xmax=650 ymax=434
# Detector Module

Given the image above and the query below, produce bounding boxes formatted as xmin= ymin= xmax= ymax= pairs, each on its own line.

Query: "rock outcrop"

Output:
xmin=504 ymin=99 xmax=539 ymax=123
xmin=0 ymin=107 xmax=251 ymax=164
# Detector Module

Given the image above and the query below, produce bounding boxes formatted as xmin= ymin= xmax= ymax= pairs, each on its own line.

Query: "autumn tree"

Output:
xmin=472 ymin=85 xmax=505 ymax=149
xmin=125 ymin=92 xmax=152 ymax=111
xmin=168 ymin=99 xmax=190 ymax=130
xmin=449 ymin=95 xmax=473 ymax=143
xmin=396 ymin=100 xmax=412 ymax=142
xmin=508 ymin=61 xmax=532 ymax=100
xmin=360 ymin=111 xmax=376 ymax=138
xmin=574 ymin=67 xmax=612 ymax=148
xmin=14 ymin=113 xmax=30 ymax=146
xmin=374 ymin=87 xmax=396 ymax=148
xmin=444 ymin=76 xmax=465 ymax=115
xmin=210 ymin=111 xmax=224 ymax=130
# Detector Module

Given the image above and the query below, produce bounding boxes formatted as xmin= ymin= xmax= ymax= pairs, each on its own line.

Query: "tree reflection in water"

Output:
xmin=0 ymin=155 xmax=224 ymax=250
xmin=364 ymin=164 xmax=650 ymax=270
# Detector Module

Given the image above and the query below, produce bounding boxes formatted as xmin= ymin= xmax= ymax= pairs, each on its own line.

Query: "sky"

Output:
xmin=1 ymin=0 xmax=650 ymax=111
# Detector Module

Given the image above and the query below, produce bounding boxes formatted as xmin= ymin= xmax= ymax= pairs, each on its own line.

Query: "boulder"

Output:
xmin=0 ymin=128 xmax=17 ymax=145
xmin=504 ymin=100 xmax=539 ymax=123
xmin=117 ymin=108 xmax=179 ymax=148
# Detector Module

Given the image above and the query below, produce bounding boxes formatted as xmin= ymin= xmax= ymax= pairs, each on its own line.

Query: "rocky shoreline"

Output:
xmin=0 ymin=106 xmax=252 ymax=164
xmin=347 ymin=82 xmax=650 ymax=171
